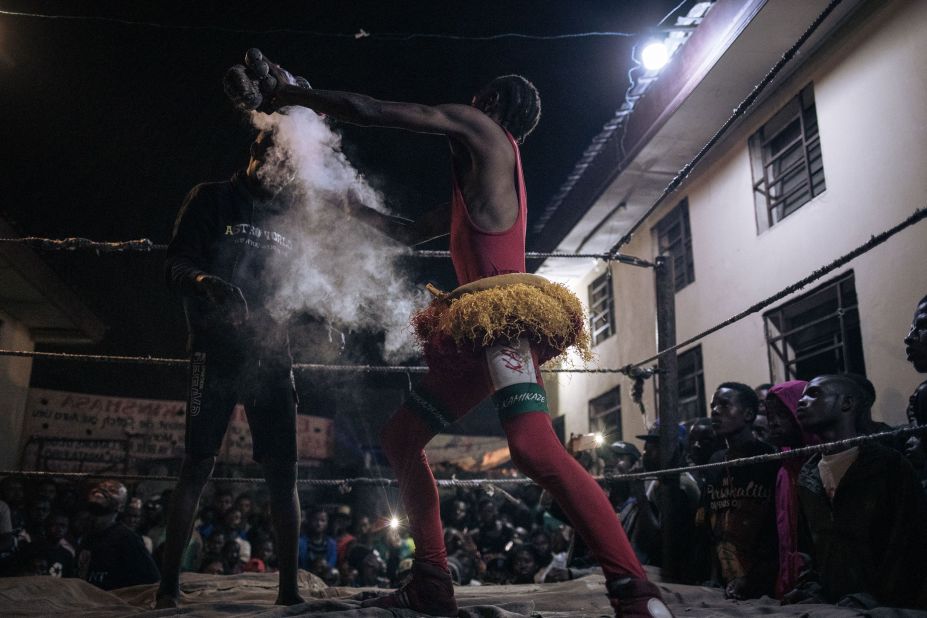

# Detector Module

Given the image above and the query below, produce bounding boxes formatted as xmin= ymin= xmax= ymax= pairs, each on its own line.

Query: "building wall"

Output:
xmin=547 ymin=254 xmax=659 ymax=442
xmin=0 ymin=310 xmax=34 ymax=469
xmin=549 ymin=0 xmax=927 ymax=442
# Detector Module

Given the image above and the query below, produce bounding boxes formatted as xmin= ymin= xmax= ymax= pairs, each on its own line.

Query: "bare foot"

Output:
xmin=154 ymin=593 xmax=179 ymax=609
xmin=274 ymin=593 xmax=306 ymax=606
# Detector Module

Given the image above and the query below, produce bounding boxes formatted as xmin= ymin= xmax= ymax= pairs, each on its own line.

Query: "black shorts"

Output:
xmin=184 ymin=342 xmax=297 ymax=463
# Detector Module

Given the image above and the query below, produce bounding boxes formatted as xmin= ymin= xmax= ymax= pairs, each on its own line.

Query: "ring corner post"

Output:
xmin=654 ymin=255 xmax=681 ymax=581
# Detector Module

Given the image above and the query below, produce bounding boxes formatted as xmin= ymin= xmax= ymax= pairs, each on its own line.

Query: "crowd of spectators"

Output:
xmin=0 ymin=296 xmax=925 ymax=610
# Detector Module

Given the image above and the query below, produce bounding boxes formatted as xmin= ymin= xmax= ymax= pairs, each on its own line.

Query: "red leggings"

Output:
xmin=379 ymin=348 xmax=645 ymax=582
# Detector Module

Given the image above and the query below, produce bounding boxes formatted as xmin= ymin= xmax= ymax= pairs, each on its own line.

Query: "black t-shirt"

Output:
xmin=165 ymin=171 xmax=295 ymax=350
xmin=78 ymin=522 xmax=159 ymax=590
xmin=702 ymin=440 xmax=779 ymax=591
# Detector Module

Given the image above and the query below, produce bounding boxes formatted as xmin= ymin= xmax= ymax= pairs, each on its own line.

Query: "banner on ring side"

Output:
xmin=424 ymin=434 xmax=511 ymax=472
xmin=19 ymin=388 xmax=333 ymax=472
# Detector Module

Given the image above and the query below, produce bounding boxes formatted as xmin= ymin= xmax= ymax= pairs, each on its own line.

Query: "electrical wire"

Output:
xmin=0 ymin=9 xmax=635 ymax=40
xmin=657 ymin=0 xmax=690 ymax=27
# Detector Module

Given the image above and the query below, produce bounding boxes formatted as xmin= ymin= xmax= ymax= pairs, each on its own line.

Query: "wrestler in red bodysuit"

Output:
xmin=225 ymin=49 xmax=673 ymax=618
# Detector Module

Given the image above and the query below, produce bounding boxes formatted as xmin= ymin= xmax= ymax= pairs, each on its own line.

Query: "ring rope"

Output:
xmin=3 ymin=206 xmax=921 ymax=375
xmin=0 ymin=349 xmax=639 ymax=375
xmin=0 ymin=237 xmax=163 ymax=252
xmin=5 ymin=425 xmax=923 ymax=487
xmin=413 ymin=249 xmax=654 ymax=268
xmin=0 ymin=237 xmax=653 ymax=267
xmin=629 ymin=206 xmax=927 ymax=369
xmin=0 ymin=349 xmax=186 ymax=366
xmin=608 ymin=0 xmax=844 ymax=254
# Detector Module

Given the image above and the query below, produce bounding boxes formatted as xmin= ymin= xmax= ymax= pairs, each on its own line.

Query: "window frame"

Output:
xmin=588 ymin=271 xmax=616 ymax=346
xmin=749 ymin=83 xmax=826 ymax=232
xmin=653 ymin=198 xmax=696 ymax=292
xmin=588 ymin=386 xmax=622 ymax=439
xmin=763 ymin=271 xmax=866 ymax=383
xmin=676 ymin=345 xmax=707 ymax=421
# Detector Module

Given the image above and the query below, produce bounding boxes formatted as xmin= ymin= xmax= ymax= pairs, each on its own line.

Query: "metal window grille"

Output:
xmin=749 ymin=84 xmax=826 ymax=231
xmin=764 ymin=272 xmax=866 ymax=382
xmin=677 ymin=346 xmax=706 ymax=420
xmin=588 ymin=386 xmax=622 ymax=439
xmin=588 ymin=271 xmax=615 ymax=346
xmin=654 ymin=199 xmax=696 ymax=291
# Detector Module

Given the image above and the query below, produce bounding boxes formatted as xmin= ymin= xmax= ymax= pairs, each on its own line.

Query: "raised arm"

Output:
xmin=278 ymin=86 xmax=484 ymax=141
xmin=224 ymin=50 xmax=498 ymax=149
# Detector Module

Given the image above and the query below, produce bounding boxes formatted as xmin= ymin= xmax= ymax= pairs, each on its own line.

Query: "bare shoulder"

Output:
xmin=436 ymin=103 xmax=512 ymax=157
xmin=436 ymin=104 xmax=504 ymax=135
xmin=434 ymin=103 xmax=488 ymax=122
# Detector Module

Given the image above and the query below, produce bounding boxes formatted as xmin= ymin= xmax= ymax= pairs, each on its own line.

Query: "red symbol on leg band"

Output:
xmin=500 ymin=347 xmax=527 ymax=373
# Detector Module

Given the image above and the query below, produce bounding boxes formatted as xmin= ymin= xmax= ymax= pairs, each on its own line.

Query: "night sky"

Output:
xmin=0 ymin=1 xmax=682 ymax=403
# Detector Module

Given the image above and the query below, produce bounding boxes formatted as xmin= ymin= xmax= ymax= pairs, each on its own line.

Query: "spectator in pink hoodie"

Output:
xmin=765 ymin=380 xmax=816 ymax=599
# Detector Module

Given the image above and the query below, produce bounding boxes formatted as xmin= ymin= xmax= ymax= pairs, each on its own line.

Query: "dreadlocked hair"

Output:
xmin=475 ymin=75 xmax=541 ymax=143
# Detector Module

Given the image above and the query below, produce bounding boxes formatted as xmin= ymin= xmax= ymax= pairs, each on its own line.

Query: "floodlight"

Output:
xmin=641 ymin=40 xmax=669 ymax=71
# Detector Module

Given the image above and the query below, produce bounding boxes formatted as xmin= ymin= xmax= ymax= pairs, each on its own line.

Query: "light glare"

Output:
xmin=389 ymin=516 xmax=400 ymax=530
xmin=641 ymin=41 xmax=669 ymax=71
xmin=593 ymin=432 xmax=605 ymax=447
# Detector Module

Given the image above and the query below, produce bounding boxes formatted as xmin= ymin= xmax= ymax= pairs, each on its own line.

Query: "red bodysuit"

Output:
xmin=450 ymin=130 xmax=527 ymax=285
xmin=379 ymin=125 xmax=646 ymax=585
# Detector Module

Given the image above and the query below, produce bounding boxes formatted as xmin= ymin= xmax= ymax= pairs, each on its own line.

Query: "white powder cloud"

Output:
xmin=251 ymin=107 xmax=426 ymax=361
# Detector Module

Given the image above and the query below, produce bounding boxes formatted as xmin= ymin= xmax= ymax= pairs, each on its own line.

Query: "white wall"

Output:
xmin=547 ymin=253 xmax=659 ymax=443
xmin=0 ymin=311 xmax=34 ymax=469
xmin=549 ymin=0 xmax=927 ymax=441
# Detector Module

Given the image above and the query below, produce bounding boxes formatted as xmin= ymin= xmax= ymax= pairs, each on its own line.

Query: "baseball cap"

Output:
xmin=608 ymin=441 xmax=641 ymax=461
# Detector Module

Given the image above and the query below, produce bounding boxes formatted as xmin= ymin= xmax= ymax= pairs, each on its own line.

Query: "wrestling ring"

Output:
xmin=1 ymin=0 xmax=926 ymax=615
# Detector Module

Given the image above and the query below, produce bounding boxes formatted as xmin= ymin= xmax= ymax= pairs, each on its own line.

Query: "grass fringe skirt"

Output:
xmin=412 ymin=280 xmax=592 ymax=370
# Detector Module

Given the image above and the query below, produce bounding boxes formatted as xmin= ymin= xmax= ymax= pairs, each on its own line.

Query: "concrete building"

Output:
xmin=534 ymin=0 xmax=927 ymax=442
xmin=0 ymin=217 xmax=105 ymax=469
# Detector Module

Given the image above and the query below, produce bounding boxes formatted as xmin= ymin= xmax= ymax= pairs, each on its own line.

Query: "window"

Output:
xmin=764 ymin=272 xmax=865 ymax=382
xmin=749 ymin=84 xmax=826 ymax=231
xmin=589 ymin=386 xmax=622 ymax=439
xmin=653 ymin=199 xmax=695 ymax=291
xmin=678 ymin=346 xmax=707 ymax=420
xmin=588 ymin=271 xmax=615 ymax=346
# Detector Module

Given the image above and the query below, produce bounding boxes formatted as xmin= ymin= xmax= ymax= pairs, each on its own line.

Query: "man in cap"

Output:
xmin=618 ymin=423 xmax=698 ymax=572
xmin=605 ymin=441 xmax=641 ymax=513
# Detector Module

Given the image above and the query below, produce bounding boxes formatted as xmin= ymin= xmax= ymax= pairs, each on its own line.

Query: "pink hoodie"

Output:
xmin=768 ymin=380 xmax=815 ymax=599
